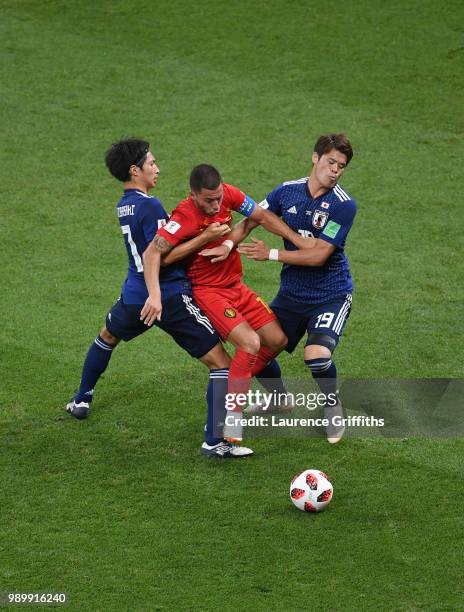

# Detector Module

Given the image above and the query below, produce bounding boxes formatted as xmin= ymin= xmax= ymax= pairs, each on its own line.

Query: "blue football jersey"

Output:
xmin=262 ymin=178 xmax=357 ymax=303
xmin=117 ymin=189 xmax=189 ymax=304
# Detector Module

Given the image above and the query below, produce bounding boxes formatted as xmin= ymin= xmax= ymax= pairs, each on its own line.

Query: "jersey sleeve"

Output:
xmin=138 ymin=198 xmax=168 ymax=243
xmin=156 ymin=208 xmax=197 ymax=246
xmin=259 ymin=184 xmax=283 ymax=217
xmin=319 ymin=199 xmax=357 ymax=247
xmin=226 ymin=184 xmax=256 ymax=217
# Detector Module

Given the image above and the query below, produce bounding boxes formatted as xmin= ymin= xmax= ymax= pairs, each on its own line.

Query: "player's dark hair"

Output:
xmin=313 ymin=134 xmax=353 ymax=164
xmin=189 ymin=164 xmax=222 ymax=192
xmin=105 ymin=138 xmax=150 ymax=182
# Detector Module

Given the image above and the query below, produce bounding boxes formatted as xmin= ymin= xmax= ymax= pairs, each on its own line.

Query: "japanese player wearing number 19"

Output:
xmin=238 ymin=134 xmax=357 ymax=443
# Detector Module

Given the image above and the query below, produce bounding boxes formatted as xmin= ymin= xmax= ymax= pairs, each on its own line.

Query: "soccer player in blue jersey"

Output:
xmin=223 ymin=134 xmax=356 ymax=443
xmin=66 ymin=138 xmax=253 ymax=458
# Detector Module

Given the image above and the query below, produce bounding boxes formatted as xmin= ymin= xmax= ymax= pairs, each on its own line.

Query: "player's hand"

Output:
xmin=238 ymin=237 xmax=270 ymax=261
xmin=202 ymin=222 xmax=231 ymax=243
xmin=199 ymin=244 xmax=232 ymax=263
xmin=140 ymin=293 xmax=162 ymax=325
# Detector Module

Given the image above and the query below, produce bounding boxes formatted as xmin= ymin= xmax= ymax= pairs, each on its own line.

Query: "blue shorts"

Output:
xmin=105 ymin=293 xmax=220 ymax=359
xmin=270 ymin=292 xmax=352 ymax=354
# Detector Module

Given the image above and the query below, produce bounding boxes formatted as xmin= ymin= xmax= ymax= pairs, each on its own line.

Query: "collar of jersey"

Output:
xmin=306 ymin=179 xmax=330 ymax=203
xmin=123 ymin=189 xmax=152 ymax=199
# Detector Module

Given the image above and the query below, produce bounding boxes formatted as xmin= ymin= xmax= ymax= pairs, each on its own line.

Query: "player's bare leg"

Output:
xmin=227 ymin=321 xmax=261 ymax=355
xmin=304 ymin=343 xmax=345 ymax=443
xmin=198 ymin=342 xmax=231 ymax=370
xmin=304 ymin=343 xmax=331 ymax=362
xmin=255 ymin=320 xmax=287 ymax=356
xmin=99 ymin=326 xmax=120 ymax=347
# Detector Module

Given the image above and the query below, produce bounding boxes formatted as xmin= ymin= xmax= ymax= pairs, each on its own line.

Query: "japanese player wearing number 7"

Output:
xmin=66 ymin=138 xmax=256 ymax=458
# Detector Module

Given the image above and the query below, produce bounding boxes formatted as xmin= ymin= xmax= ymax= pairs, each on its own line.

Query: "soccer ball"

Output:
xmin=290 ymin=469 xmax=333 ymax=512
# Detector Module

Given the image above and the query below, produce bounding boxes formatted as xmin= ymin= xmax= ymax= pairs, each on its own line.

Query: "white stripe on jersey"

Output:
xmin=333 ymin=298 xmax=351 ymax=334
xmin=282 ymin=177 xmax=308 ymax=186
xmin=333 ymin=184 xmax=350 ymax=202
xmin=182 ymin=294 xmax=215 ymax=334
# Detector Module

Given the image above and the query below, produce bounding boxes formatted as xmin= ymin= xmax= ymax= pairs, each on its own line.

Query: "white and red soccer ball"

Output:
xmin=290 ymin=469 xmax=333 ymax=512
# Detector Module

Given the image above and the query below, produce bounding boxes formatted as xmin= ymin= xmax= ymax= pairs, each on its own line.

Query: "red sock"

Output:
xmin=228 ymin=349 xmax=257 ymax=412
xmin=251 ymin=346 xmax=277 ymax=377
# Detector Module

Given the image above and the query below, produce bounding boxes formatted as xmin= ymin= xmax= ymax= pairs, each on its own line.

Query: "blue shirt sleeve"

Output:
xmin=319 ymin=199 xmax=357 ymax=248
xmin=262 ymin=185 xmax=283 ymax=217
xmin=138 ymin=198 xmax=168 ymax=243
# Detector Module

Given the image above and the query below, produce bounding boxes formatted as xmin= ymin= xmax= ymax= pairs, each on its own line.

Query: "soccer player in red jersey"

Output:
xmin=141 ymin=164 xmax=310 ymax=443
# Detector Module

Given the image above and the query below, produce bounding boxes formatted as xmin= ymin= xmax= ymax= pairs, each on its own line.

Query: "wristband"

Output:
xmin=268 ymin=248 xmax=279 ymax=261
xmin=223 ymin=239 xmax=234 ymax=251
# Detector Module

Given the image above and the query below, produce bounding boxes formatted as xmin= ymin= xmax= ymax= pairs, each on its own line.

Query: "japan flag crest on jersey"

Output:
xmin=312 ymin=210 xmax=328 ymax=229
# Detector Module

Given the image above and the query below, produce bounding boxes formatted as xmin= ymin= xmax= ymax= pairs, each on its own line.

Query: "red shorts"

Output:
xmin=192 ymin=283 xmax=276 ymax=340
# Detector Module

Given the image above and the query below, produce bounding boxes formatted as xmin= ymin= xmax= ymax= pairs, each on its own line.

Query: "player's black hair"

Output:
xmin=105 ymin=138 xmax=150 ymax=182
xmin=314 ymin=134 xmax=353 ymax=164
xmin=189 ymin=164 xmax=222 ymax=192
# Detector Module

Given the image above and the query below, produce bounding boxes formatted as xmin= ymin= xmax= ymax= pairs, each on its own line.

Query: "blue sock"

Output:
xmin=305 ymin=358 xmax=337 ymax=404
xmin=204 ymin=368 xmax=228 ymax=446
xmin=75 ymin=336 xmax=114 ymax=403
xmin=256 ymin=358 xmax=287 ymax=395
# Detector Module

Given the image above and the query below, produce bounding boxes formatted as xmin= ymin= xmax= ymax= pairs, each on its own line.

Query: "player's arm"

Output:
xmin=248 ymin=206 xmax=316 ymax=250
xmin=198 ymin=218 xmax=259 ymax=263
xmin=140 ymin=234 xmax=174 ymax=325
xmin=240 ymin=200 xmax=357 ymax=267
xmin=161 ymin=221 xmax=231 ymax=265
xmin=228 ymin=217 xmax=259 ymax=243
xmin=238 ymin=237 xmax=335 ymax=266
xmin=199 ymin=191 xmax=315 ymax=263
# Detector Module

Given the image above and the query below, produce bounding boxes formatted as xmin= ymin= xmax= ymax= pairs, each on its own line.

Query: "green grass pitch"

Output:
xmin=1 ymin=0 xmax=463 ymax=610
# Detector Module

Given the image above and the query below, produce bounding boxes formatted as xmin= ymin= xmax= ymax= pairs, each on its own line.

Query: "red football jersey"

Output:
xmin=156 ymin=183 xmax=247 ymax=288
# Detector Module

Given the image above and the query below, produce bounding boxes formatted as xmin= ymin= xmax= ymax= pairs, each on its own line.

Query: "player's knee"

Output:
xmin=228 ymin=322 xmax=261 ymax=354
xmin=304 ymin=344 xmax=331 ymax=361
xmin=304 ymin=337 xmax=332 ymax=374
xmin=305 ymin=333 xmax=336 ymax=358
xmin=99 ymin=327 xmax=120 ymax=347
xmin=239 ymin=331 xmax=261 ymax=355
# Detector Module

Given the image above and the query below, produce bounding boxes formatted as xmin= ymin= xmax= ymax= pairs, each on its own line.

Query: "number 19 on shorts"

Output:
xmin=315 ymin=312 xmax=334 ymax=329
